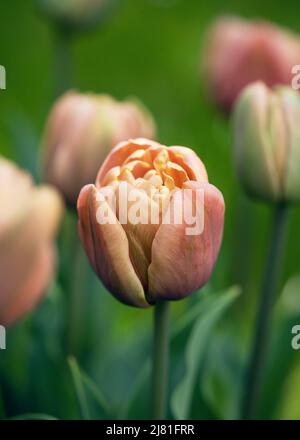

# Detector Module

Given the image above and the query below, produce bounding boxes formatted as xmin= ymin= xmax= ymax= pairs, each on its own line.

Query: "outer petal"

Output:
xmin=77 ymin=184 xmax=149 ymax=307
xmin=0 ymin=245 xmax=55 ymax=327
xmin=233 ymin=81 xmax=282 ymax=201
xmin=0 ymin=185 xmax=63 ymax=311
xmin=168 ymin=146 xmax=209 ymax=182
xmin=148 ymin=181 xmax=224 ymax=301
xmin=278 ymin=86 xmax=300 ymax=202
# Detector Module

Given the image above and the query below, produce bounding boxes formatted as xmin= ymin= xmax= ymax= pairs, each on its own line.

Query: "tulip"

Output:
xmin=233 ymin=81 xmax=300 ymax=203
xmin=0 ymin=157 xmax=63 ymax=326
xmin=38 ymin=0 xmax=113 ymax=31
xmin=233 ymin=82 xmax=299 ymax=418
xmin=202 ymin=16 xmax=300 ymax=112
xmin=42 ymin=92 xmax=156 ymax=207
xmin=77 ymin=138 xmax=225 ymax=307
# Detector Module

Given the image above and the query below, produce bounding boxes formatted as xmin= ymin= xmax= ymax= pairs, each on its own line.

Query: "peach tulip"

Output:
xmin=42 ymin=92 xmax=156 ymax=206
xmin=202 ymin=16 xmax=300 ymax=112
xmin=77 ymin=138 xmax=224 ymax=307
xmin=0 ymin=157 xmax=63 ymax=326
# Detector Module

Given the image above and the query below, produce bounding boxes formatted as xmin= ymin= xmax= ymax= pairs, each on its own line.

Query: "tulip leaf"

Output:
xmin=171 ymin=286 xmax=240 ymax=420
xmin=0 ymin=387 xmax=5 ymax=420
xmin=68 ymin=356 xmax=111 ymax=420
xmin=119 ymin=360 xmax=151 ymax=419
xmin=68 ymin=356 xmax=91 ymax=420
xmin=10 ymin=413 xmax=58 ymax=420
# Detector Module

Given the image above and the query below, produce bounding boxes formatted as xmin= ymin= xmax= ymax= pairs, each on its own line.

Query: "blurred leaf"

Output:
xmin=276 ymin=358 xmax=300 ymax=419
xmin=0 ymin=386 xmax=5 ymax=420
xmin=79 ymin=370 xmax=111 ymax=418
xmin=171 ymin=286 xmax=240 ymax=420
xmin=200 ymin=331 xmax=242 ymax=419
xmin=68 ymin=356 xmax=111 ymax=419
xmin=119 ymin=361 xmax=151 ymax=419
xmin=10 ymin=413 xmax=58 ymax=420
xmin=68 ymin=357 xmax=91 ymax=420
xmin=5 ymin=112 xmax=39 ymax=180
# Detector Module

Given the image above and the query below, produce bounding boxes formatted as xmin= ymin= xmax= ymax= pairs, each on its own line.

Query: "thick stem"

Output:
xmin=152 ymin=300 xmax=170 ymax=420
xmin=241 ymin=202 xmax=290 ymax=420
xmin=54 ymin=25 xmax=73 ymax=97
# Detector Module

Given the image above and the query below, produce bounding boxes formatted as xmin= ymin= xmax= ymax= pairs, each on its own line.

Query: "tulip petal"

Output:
xmin=0 ymin=245 xmax=55 ymax=327
xmin=233 ymin=82 xmax=282 ymax=201
xmin=96 ymin=138 xmax=161 ymax=186
xmin=148 ymin=182 xmax=224 ymax=302
xmin=77 ymin=184 xmax=149 ymax=307
xmin=168 ymin=146 xmax=209 ymax=182
xmin=278 ymin=87 xmax=300 ymax=202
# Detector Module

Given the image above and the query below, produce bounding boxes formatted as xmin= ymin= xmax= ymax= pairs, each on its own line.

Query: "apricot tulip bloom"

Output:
xmin=42 ymin=92 xmax=156 ymax=206
xmin=77 ymin=138 xmax=224 ymax=307
xmin=0 ymin=158 xmax=63 ymax=326
xmin=202 ymin=16 xmax=300 ymax=112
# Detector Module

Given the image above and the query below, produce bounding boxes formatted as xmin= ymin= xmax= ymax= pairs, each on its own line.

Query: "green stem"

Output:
xmin=152 ymin=300 xmax=170 ymax=420
xmin=54 ymin=25 xmax=73 ymax=97
xmin=241 ymin=202 xmax=290 ymax=420
xmin=67 ymin=239 xmax=85 ymax=355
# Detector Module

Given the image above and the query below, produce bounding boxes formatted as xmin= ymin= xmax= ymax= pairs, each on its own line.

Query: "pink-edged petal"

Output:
xmin=168 ymin=146 xmax=209 ymax=182
xmin=77 ymin=184 xmax=149 ymax=307
xmin=147 ymin=181 xmax=224 ymax=301
xmin=0 ymin=245 xmax=55 ymax=327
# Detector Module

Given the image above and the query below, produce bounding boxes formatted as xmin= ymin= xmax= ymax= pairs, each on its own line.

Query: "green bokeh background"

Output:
xmin=1 ymin=0 xmax=300 ymax=420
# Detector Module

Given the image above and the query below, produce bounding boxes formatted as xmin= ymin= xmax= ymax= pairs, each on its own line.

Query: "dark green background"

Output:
xmin=1 ymin=0 xmax=300 ymax=420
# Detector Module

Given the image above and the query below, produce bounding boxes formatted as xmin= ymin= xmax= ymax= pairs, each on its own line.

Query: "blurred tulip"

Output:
xmin=37 ymin=0 xmax=114 ymax=31
xmin=202 ymin=16 xmax=300 ymax=113
xmin=77 ymin=138 xmax=224 ymax=307
xmin=233 ymin=81 xmax=300 ymax=203
xmin=0 ymin=158 xmax=64 ymax=326
xmin=42 ymin=92 xmax=156 ymax=206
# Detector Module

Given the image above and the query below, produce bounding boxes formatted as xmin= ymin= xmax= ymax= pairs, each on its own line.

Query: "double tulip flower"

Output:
xmin=77 ymin=138 xmax=225 ymax=307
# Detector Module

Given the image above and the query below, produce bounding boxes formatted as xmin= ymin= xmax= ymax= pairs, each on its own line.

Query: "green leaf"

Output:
xmin=68 ymin=356 xmax=91 ymax=420
xmin=10 ymin=413 xmax=58 ymax=420
xmin=171 ymin=286 xmax=241 ymax=420
xmin=68 ymin=356 xmax=111 ymax=419
xmin=0 ymin=386 xmax=6 ymax=420
xmin=119 ymin=361 xmax=151 ymax=419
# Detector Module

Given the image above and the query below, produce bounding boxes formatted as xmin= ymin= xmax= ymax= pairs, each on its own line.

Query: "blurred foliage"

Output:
xmin=1 ymin=0 xmax=300 ymax=420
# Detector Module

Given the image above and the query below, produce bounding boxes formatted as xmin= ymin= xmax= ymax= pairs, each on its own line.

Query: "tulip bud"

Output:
xmin=42 ymin=91 xmax=156 ymax=206
xmin=77 ymin=138 xmax=224 ymax=307
xmin=202 ymin=16 xmax=300 ymax=113
xmin=37 ymin=0 xmax=113 ymax=31
xmin=233 ymin=81 xmax=300 ymax=203
xmin=0 ymin=157 xmax=64 ymax=326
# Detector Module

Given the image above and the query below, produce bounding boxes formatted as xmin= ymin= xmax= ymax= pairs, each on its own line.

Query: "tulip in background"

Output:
xmin=42 ymin=92 xmax=156 ymax=207
xmin=232 ymin=82 xmax=300 ymax=419
xmin=37 ymin=0 xmax=118 ymax=95
xmin=0 ymin=157 xmax=63 ymax=327
xmin=233 ymin=81 xmax=300 ymax=203
xmin=38 ymin=0 xmax=113 ymax=31
xmin=202 ymin=16 xmax=300 ymax=113
xmin=77 ymin=138 xmax=225 ymax=418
